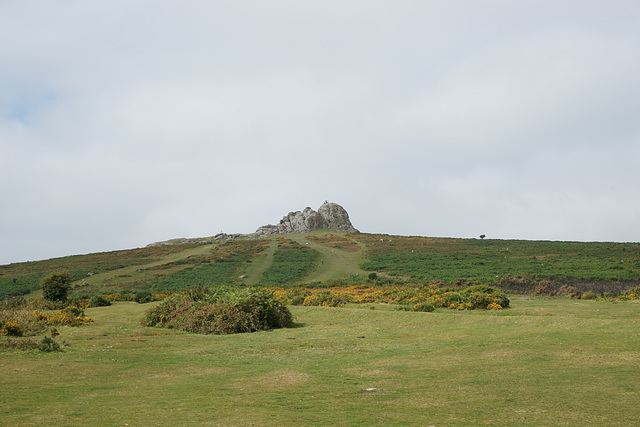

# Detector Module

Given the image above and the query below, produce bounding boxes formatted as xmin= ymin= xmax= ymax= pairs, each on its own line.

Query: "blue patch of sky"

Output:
xmin=3 ymin=92 xmax=59 ymax=123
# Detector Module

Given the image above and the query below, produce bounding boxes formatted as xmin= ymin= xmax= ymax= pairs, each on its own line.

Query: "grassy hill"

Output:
xmin=3 ymin=232 xmax=640 ymax=425
xmin=2 ymin=231 xmax=640 ymax=298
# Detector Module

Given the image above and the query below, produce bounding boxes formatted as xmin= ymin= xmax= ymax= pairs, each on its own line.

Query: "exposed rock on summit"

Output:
xmin=255 ymin=202 xmax=359 ymax=236
xmin=147 ymin=202 xmax=358 ymax=247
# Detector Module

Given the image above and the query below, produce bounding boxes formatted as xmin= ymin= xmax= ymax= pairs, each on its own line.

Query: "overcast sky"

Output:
xmin=2 ymin=1 xmax=639 ymax=264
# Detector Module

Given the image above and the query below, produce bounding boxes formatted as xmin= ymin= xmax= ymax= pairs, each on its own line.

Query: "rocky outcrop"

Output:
xmin=255 ymin=202 xmax=359 ymax=236
xmin=148 ymin=202 xmax=358 ymax=246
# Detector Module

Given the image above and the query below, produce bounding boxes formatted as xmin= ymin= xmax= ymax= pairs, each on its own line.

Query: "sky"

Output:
xmin=1 ymin=1 xmax=640 ymax=265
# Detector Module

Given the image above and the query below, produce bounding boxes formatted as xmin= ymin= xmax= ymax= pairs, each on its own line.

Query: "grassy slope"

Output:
xmin=288 ymin=233 xmax=368 ymax=282
xmin=1 ymin=299 xmax=639 ymax=425
xmin=3 ymin=232 xmax=640 ymax=297
xmin=243 ymin=238 xmax=278 ymax=286
xmin=79 ymin=244 xmax=217 ymax=292
xmin=357 ymin=235 xmax=640 ymax=283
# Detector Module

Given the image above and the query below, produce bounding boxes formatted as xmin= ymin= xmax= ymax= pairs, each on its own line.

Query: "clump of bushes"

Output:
xmin=272 ymin=283 xmax=509 ymax=311
xmin=89 ymin=294 xmax=111 ymax=307
xmin=142 ymin=287 xmax=294 ymax=335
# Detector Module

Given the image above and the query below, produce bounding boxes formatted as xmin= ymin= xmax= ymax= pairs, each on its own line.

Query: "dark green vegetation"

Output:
xmin=143 ymin=286 xmax=294 ymax=334
xmin=356 ymin=235 xmax=640 ymax=289
xmin=40 ymin=271 xmax=72 ymax=302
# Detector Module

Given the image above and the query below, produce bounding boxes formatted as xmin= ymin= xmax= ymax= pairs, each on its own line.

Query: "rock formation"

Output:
xmin=148 ymin=202 xmax=358 ymax=246
xmin=255 ymin=202 xmax=359 ymax=236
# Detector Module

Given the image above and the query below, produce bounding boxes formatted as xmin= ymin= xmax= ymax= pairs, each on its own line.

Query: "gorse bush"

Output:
xmin=142 ymin=287 xmax=294 ymax=335
xmin=1 ymin=321 xmax=23 ymax=336
xmin=273 ymin=283 xmax=510 ymax=311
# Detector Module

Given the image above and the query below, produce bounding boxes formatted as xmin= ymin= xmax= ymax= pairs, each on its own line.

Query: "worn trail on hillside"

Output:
xmin=289 ymin=235 xmax=368 ymax=283
xmin=242 ymin=239 xmax=278 ymax=286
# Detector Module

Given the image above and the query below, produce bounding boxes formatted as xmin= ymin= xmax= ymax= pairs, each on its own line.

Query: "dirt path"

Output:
xmin=242 ymin=239 xmax=278 ymax=286
xmin=288 ymin=235 xmax=368 ymax=283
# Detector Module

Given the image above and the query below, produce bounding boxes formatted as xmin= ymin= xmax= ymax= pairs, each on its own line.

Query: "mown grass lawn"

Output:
xmin=2 ymin=298 xmax=639 ymax=426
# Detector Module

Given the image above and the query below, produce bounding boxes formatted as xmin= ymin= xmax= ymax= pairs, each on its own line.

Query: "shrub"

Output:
xmin=443 ymin=292 xmax=463 ymax=304
xmin=38 ymin=336 xmax=61 ymax=352
xmin=459 ymin=285 xmax=510 ymax=309
xmin=368 ymin=272 xmax=378 ymax=281
xmin=1 ymin=321 xmax=23 ymax=337
xmin=411 ymin=302 xmax=435 ymax=312
xmin=142 ymin=288 xmax=294 ymax=335
xmin=40 ymin=272 xmax=72 ymax=302
xmin=134 ymin=290 xmax=153 ymax=304
xmin=581 ymin=291 xmax=597 ymax=300
xmin=533 ymin=280 xmax=556 ymax=296
xmin=557 ymin=284 xmax=581 ymax=298
xmin=89 ymin=294 xmax=112 ymax=307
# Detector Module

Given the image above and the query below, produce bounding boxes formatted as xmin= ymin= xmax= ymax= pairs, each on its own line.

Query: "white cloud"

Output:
xmin=1 ymin=1 xmax=640 ymax=264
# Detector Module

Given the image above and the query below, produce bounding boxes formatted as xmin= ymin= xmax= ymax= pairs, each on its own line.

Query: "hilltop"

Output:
xmin=147 ymin=202 xmax=359 ymax=246
xmin=3 ymin=201 xmax=640 ymax=298
xmin=2 ymin=230 xmax=640 ymax=299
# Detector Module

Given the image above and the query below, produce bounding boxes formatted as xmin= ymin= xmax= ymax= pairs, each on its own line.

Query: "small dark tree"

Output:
xmin=479 ymin=235 xmax=486 ymax=239
xmin=40 ymin=271 xmax=72 ymax=302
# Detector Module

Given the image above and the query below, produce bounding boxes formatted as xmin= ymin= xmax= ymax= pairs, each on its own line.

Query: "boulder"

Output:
xmin=318 ymin=203 xmax=358 ymax=233
xmin=255 ymin=202 xmax=358 ymax=236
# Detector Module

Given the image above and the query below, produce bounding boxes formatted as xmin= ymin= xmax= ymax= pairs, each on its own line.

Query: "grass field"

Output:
xmin=2 ymin=231 xmax=639 ymax=425
xmin=1 ymin=298 xmax=638 ymax=425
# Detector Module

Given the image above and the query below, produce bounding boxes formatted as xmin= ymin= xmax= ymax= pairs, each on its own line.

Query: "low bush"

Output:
xmin=411 ymin=302 xmax=435 ymax=312
xmin=142 ymin=287 xmax=294 ymax=335
xmin=38 ymin=336 xmax=61 ymax=352
xmin=557 ymin=284 xmax=581 ymax=297
xmin=533 ymin=280 xmax=556 ymax=296
xmin=1 ymin=321 xmax=23 ymax=337
xmin=134 ymin=291 xmax=153 ymax=304
xmin=89 ymin=294 xmax=112 ymax=307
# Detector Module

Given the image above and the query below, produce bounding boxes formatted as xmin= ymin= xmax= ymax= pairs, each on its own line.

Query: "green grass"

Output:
xmin=258 ymin=240 xmax=320 ymax=286
xmin=288 ymin=234 xmax=368 ymax=282
xmin=358 ymin=235 xmax=640 ymax=284
xmin=1 ymin=298 xmax=639 ymax=425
